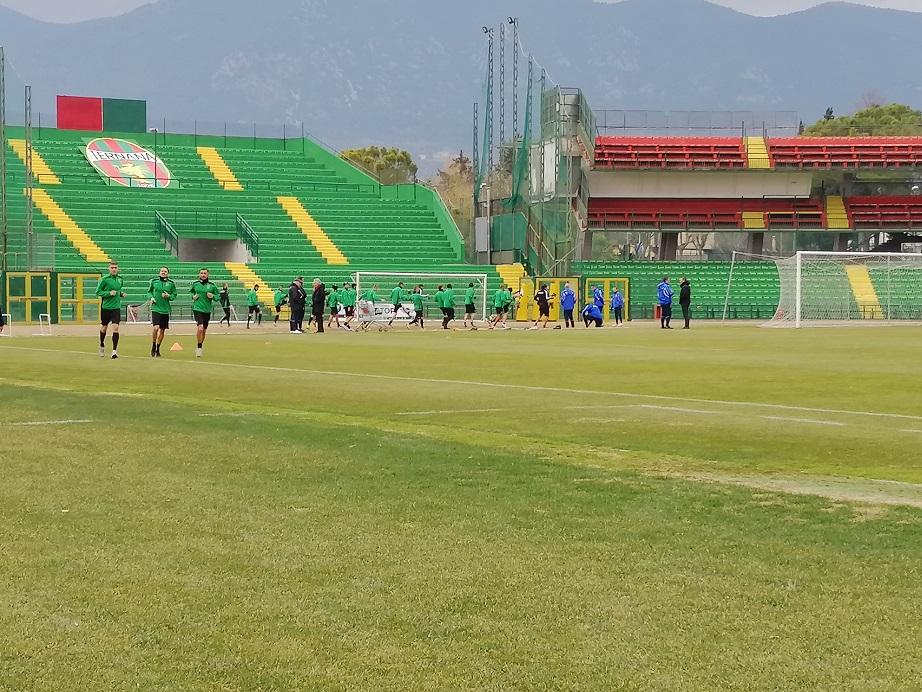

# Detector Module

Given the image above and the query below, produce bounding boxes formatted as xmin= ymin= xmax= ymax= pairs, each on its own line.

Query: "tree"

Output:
xmin=804 ymin=103 xmax=922 ymax=137
xmin=341 ymin=146 xmax=418 ymax=185
xmin=430 ymin=151 xmax=475 ymax=257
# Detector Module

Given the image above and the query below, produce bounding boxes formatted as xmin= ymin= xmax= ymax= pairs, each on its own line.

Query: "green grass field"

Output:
xmin=2 ymin=324 xmax=921 ymax=690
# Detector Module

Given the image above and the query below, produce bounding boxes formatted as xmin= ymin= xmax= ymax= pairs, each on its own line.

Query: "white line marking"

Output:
xmin=639 ymin=405 xmax=719 ymax=415
xmin=900 ymin=429 xmax=922 ymax=434
xmin=199 ymin=412 xmax=280 ymax=418
xmin=397 ymin=408 xmax=511 ymax=416
xmin=761 ymin=416 xmax=845 ymax=427
xmin=3 ymin=344 xmax=920 ymax=423
xmin=0 ymin=419 xmax=93 ymax=427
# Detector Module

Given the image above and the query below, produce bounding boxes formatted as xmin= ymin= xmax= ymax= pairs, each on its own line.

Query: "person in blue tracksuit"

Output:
xmin=657 ymin=276 xmax=674 ymax=329
xmin=611 ymin=287 xmax=625 ymax=325
xmin=582 ymin=303 xmax=603 ymax=328
xmin=592 ymin=284 xmax=605 ymax=312
xmin=560 ymin=282 xmax=577 ymax=328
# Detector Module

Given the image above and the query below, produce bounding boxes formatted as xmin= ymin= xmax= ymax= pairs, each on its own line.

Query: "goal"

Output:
xmin=353 ymin=271 xmax=490 ymax=324
xmin=768 ymin=251 xmax=922 ymax=327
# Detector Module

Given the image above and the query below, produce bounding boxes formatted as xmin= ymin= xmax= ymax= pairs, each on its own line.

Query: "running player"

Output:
xmin=273 ymin=286 xmax=288 ymax=325
xmin=326 ymin=284 xmax=341 ymax=329
xmin=190 ymin=268 xmax=220 ymax=358
xmin=340 ymin=282 xmax=357 ymax=331
xmin=148 ymin=266 xmax=176 ymax=357
xmin=489 ymin=283 xmax=506 ymax=329
xmin=246 ymin=284 xmax=262 ymax=329
xmin=218 ymin=283 xmax=232 ymax=326
xmin=386 ymin=281 xmax=408 ymax=327
xmin=441 ymin=283 xmax=455 ymax=329
xmin=359 ymin=284 xmax=381 ymax=330
xmin=95 ymin=261 xmax=127 ymax=359
xmin=530 ymin=283 xmax=554 ymax=330
xmin=463 ymin=282 xmax=477 ymax=328
xmin=408 ymin=285 xmax=425 ymax=328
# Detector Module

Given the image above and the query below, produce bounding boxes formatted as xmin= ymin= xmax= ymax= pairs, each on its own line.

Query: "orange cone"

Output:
xmin=170 ymin=342 xmax=183 ymax=352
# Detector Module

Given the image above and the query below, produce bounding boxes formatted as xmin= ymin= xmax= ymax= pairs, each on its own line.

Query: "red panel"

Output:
xmin=56 ymin=95 xmax=103 ymax=131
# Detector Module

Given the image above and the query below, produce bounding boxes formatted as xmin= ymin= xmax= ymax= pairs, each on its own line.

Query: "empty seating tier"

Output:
xmin=588 ymin=198 xmax=825 ymax=231
xmin=845 ymin=197 xmax=922 ymax=229
xmin=594 ymin=137 xmax=747 ymax=169
xmin=767 ymin=137 xmax=922 ymax=169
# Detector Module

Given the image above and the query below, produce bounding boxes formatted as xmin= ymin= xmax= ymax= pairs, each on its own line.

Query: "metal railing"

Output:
xmin=154 ymin=211 xmax=179 ymax=256
xmin=235 ymin=214 xmax=259 ymax=260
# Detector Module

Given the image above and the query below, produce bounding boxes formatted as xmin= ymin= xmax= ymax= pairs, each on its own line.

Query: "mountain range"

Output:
xmin=1 ymin=0 xmax=921 ymax=173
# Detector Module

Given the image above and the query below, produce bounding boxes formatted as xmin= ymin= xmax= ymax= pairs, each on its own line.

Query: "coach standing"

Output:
xmin=679 ymin=276 xmax=692 ymax=329
xmin=311 ymin=278 xmax=326 ymax=333
xmin=288 ymin=276 xmax=306 ymax=334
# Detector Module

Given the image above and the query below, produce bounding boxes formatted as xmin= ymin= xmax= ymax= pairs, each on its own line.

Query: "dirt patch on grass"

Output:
xmin=678 ymin=472 xmax=922 ymax=510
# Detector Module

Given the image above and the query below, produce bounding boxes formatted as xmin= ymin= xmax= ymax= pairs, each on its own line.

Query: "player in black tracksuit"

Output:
xmin=679 ymin=277 xmax=692 ymax=329
xmin=288 ymin=277 xmax=307 ymax=333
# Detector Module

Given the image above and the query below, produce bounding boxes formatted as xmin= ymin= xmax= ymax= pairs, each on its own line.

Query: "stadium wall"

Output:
xmin=587 ymin=170 xmax=813 ymax=199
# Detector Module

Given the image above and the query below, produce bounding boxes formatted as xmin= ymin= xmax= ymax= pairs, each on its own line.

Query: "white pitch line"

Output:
xmin=3 ymin=343 xmax=922 ymax=424
xmin=397 ymin=408 xmax=511 ymax=417
xmin=640 ymin=404 xmax=720 ymax=415
xmin=199 ymin=412 xmax=281 ymax=418
xmin=0 ymin=419 xmax=93 ymax=427
xmin=900 ymin=429 xmax=922 ymax=434
xmin=761 ymin=416 xmax=845 ymax=427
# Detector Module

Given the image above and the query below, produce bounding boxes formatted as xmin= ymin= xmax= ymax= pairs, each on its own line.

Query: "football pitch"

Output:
xmin=1 ymin=324 xmax=921 ymax=690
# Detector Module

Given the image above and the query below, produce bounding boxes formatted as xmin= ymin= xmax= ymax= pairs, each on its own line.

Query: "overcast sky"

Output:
xmin=1 ymin=0 xmax=921 ymax=22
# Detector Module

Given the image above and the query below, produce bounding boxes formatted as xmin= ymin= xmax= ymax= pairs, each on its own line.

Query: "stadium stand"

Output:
xmin=845 ymin=197 xmax=922 ymax=229
xmin=5 ymin=128 xmax=506 ymax=320
xmin=593 ymin=137 xmax=748 ymax=169
xmin=587 ymin=198 xmax=826 ymax=231
xmin=767 ymin=137 xmax=922 ymax=169
xmin=572 ymin=260 xmax=780 ymax=320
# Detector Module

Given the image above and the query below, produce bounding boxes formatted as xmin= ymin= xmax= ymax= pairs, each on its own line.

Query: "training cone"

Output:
xmin=170 ymin=342 xmax=183 ymax=352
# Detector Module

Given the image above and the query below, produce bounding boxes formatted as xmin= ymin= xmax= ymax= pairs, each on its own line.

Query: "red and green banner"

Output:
xmin=58 ymin=95 xmax=147 ymax=133
xmin=84 ymin=138 xmax=174 ymax=189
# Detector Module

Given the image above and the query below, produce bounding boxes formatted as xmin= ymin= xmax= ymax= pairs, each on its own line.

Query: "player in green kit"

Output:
xmin=408 ymin=285 xmax=426 ymax=328
xmin=440 ymin=283 xmax=456 ymax=329
xmin=489 ymin=283 xmax=506 ymax=330
xmin=190 ymin=268 xmax=220 ymax=358
xmin=326 ymin=284 xmax=341 ymax=329
xmin=246 ymin=284 xmax=262 ymax=329
xmin=463 ymin=282 xmax=477 ymax=329
xmin=95 ymin=261 xmax=128 ymax=359
xmin=148 ymin=266 xmax=176 ymax=357
xmin=386 ymin=281 xmax=408 ymax=327
xmin=273 ymin=286 xmax=287 ymax=325
xmin=340 ymin=282 xmax=357 ymax=331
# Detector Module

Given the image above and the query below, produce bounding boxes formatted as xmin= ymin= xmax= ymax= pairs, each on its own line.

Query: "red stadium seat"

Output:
xmin=587 ymin=198 xmax=825 ymax=230
xmin=846 ymin=196 xmax=922 ymax=229
xmin=593 ymin=137 xmax=747 ymax=170
xmin=768 ymin=138 xmax=922 ymax=169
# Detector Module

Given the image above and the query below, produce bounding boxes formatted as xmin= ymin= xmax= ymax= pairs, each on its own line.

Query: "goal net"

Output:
xmin=768 ymin=251 xmax=922 ymax=327
xmin=353 ymin=271 xmax=490 ymax=324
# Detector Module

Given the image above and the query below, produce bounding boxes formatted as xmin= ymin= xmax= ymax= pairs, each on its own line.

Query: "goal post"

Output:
xmin=353 ymin=271 xmax=490 ymax=322
xmin=767 ymin=251 xmax=922 ymax=328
